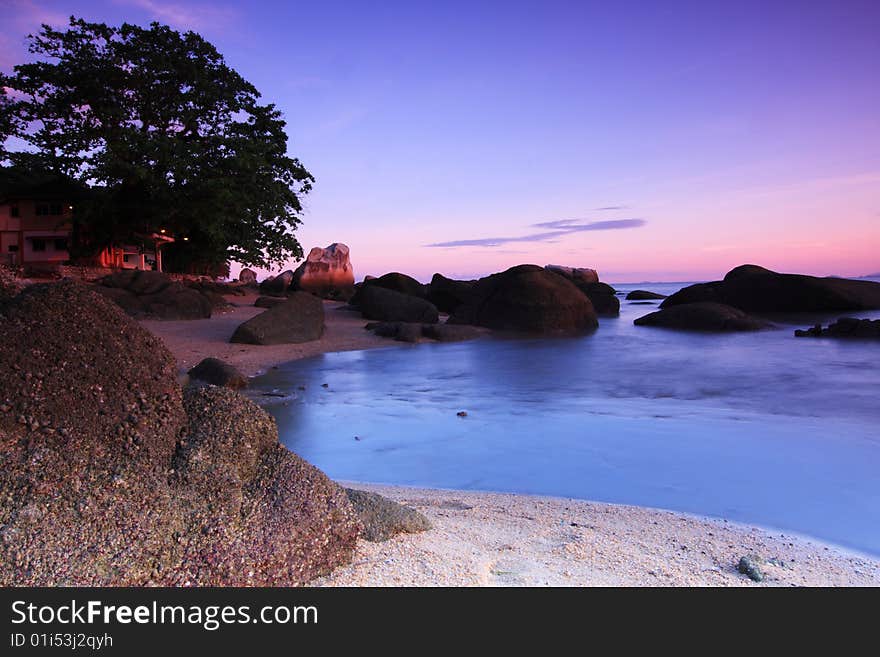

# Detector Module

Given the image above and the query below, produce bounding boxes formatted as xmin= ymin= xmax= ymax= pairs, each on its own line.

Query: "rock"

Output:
xmin=187 ymin=357 xmax=248 ymax=389
xmin=94 ymin=270 xmax=212 ymax=320
xmin=626 ymin=290 xmax=667 ymax=300
xmin=0 ymin=266 xmax=25 ymax=301
xmin=545 ymin=264 xmax=599 ymax=286
xmin=420 ymin=323 xmax=489 ymax=342
xmin=259 ymin=269 xmax=295 ymax=296
xmin=231 ymin=291 xmax=324 ymax=345
xmin=450 ymin=264 xmax=598 ymax=333
xmin=292 ymin=243 xmax=355 ymax=299
xmin=634 ymin=302 xmax=773 ymax=332
xmin=254 ymin=295 xmax=287 ymax=308
xmin=361 ymin=272 xmax=427 ymax=299
xmin=580 ymin=282 xmax=620 ymax=316
xmin=543 ymin=266 xmax=618 ymax=316
xmin=737 ymin=555 xmax=765 ymax=582
xmin=357 ymin=285 xmax=439 ymax=323
xmin=794 ymin=317 xmax=880 ymax=339
xmin=238 ymin=268 xmax=257 ymax=285
xmin=663 ymin=265 xmax=880 ymax=313
xmin=426 ymin=273 xmax=477 ymax=314
xmin=0 ymin=281 xmax=359 ymax=585
xmin=344 ymin=488 xmax=431 ymax=542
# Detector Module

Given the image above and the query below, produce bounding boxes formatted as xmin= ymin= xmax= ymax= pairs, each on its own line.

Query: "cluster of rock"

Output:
xmin=794 ymin=317 xmax=880 ymax=339
xmin=259 ymin=243 xmax=355 ymax=301
xmin=633 ymin=265 xmax=880 ymax=332
xmin=0 ymin=282 xmax=361 ymax=585
xmin=92 ymin=270 xmax=215 ymax=320
xmin=364 ymin=321 xmax=489 ymax=343
xmin=350 ymin=264 xmax=609 ymax=337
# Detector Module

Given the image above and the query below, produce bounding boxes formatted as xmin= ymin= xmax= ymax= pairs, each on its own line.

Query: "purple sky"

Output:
xmin=2 ymin=0 xmax=879 ymax=282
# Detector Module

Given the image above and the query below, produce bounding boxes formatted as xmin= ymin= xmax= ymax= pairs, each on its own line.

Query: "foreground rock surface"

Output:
xmin=94 ymin=270 xmax=212 ymax=320
xmin=231 ymin=291 xmax=325 ymax=345
xmin=344 ymin=488 xmax=431 ymax=542
xmin=451 ymin=265 xmax=598 ymax=333
xmin=663 ymin=265 xmax=880 ymax=313
xmin=0 ymin=282 xmax=358 ymax=585
xmin=634 ymin=302 xmax=773 ymax=332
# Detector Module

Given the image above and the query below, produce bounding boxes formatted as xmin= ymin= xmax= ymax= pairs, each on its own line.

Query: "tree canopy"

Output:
xmin=1 ymin=17 xmax=314 ymax=270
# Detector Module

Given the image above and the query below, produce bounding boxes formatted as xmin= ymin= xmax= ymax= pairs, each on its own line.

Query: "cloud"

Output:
xmin=114 ymin=0 xmax=237 ymax=31
xmin=425 ymin=218 xmax=646 ymax=248
xmin=594 ymin=205 xmax=627 ymax=211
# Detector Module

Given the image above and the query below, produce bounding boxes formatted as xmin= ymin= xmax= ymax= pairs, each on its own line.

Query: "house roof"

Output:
xmin=0 ymin=171 xmax=92 ymax=205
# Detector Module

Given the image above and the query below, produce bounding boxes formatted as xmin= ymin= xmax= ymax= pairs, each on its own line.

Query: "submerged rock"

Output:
xmin=626 ymin=290 xmax=667 ymax=300
xmin=231 ymin=291 xmax=325 ymax=345
xmin=794 ymin=317 xmax=880 ymax=339
xmin=364 ymin=320 xmax=488 ymax=343
xmin=663 ymin=265 xmax=880 ymax=313
xmin=634 ymin=302 xmax=773 ymax=332
xmin=344 ymin=488 xmax=431 ymax=542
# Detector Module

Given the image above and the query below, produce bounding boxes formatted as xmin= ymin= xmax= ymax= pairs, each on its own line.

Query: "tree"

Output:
xmin=1 ymin=17 xmax=314 ymax=270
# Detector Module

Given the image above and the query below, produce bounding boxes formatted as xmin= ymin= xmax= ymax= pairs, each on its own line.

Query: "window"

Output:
xmin=49 ymin=203 xmax=63 ymax=215
xmin=8 ymin=245 xmax=18 ymax=253
xmin=35 ymin=203 xmax=49 ymax=216
xmin=55 ymin=238 xmax=68 ymax=251
xmin=31 ymin=238 xmax=46 ymax=252
xmin=9 ymin=205 xmax=19 ymax=218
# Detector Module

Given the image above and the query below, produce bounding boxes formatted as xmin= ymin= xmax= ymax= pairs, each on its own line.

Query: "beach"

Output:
xmin=141 ymin=293 xmax=880 ymax=587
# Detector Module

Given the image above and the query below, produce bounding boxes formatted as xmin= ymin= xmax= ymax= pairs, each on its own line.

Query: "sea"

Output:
xmin=253 ymin=279 xmax=880 ymax=556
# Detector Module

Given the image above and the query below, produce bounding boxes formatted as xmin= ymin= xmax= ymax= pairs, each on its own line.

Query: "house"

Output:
xmin=0 ymin=177 xmax=174 ymax=273
xmin=0 ymin=179 xmax=76 ymax=269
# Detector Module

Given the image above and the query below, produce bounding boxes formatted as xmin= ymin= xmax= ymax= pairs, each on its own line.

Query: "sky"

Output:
xmin=1 ymin=0 xmax=879 ymax=283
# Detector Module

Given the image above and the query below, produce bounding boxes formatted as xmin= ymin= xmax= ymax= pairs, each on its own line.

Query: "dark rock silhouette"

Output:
xmin=94 ymin=270 xmax=212 ymax=319
xmin=626 ymin=290 xmax=667 ymax=300
xmin=795 ymin=317 xmax=880 ymax=339
xmin=231 ymin=291 xmax=325 ymax=344
xmin=634 ymin=302 xmax=773 ymax=332
xmin=357 ymin=285 xmax=439 ymax=323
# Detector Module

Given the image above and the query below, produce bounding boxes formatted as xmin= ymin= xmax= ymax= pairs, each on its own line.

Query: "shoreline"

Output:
xmin=140 ymin=294 xmax=880 ymax=586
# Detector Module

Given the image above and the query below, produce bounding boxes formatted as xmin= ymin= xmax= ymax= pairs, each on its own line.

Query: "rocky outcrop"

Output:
xmin=450 ymin=264 xmax=598 ymax=333
xmin=794 ymin=317 xmax=880 ymax=339
xmin=238 ymin=268 xmax=257 ymax=285
xmin=231 ymin=291 xmax=324 ymax=345
xmin=94 ymin=270 xmax=213 ymax=319
xmin=356 ymin=285 xmax=439 ymax=323
xmin=292 ymin=243 xmax=355 ymax=299
xmin=343 ymin=488 xmax=431 ymax=542
xmin=187 ymin=357 xmax=248 ymax=389
xmin=0 ymin=282 xmax=359 ymax=586
xmin=259 ymin=269 xmax=295 ymax=296
xmin=426 ymin=273 xmax=477 ymax=314
xmin=626 ymin=290 xmax=667 ymax=300
xmin=545 ymin=264 xmax=599 ymax=286
xmin=364 ymin=321 xmax=488 ymax=343
xmin=362 ymin=272 xmax=427 ymax=299
xmin=544 ymin=265 xmax=619 ymax=316
xmin=662 ymin=265 xmax=880 ymax=313
xmin=634 ymin=302 xmax=773 ymax=332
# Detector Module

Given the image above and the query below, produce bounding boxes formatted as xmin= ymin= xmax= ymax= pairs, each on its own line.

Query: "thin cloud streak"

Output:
xmin=425 ymin=218 xmax=646 ymax=248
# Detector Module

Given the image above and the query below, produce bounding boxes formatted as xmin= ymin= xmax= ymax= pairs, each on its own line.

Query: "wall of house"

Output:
xmin=0 ymin=200 xmax=73 ymax=265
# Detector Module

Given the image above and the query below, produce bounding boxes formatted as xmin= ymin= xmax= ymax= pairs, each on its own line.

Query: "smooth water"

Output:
xmin=254 ymin=280 xmax=880 ymax=555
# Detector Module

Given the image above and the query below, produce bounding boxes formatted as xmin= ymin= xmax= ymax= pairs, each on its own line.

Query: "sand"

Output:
xmin=140 ymin=295 xmax=880 ymax=586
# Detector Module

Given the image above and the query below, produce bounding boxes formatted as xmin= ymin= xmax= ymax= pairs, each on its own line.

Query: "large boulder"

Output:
xmin=544 ymin=265 xmax=619 ymax=316
xmin=626 ymin=290 xmax=667 ymax=300
xmin=231 ymin=291 xmax=325 ymax=345
xmin=634 ymin=302 xmax=773 ymax=332
xmin=357 ymin=285 xmax=439 ymax=323
xmin=187 ymin=357 xmax=248 ymax=389
xmin=259 ymin=269 xmax=295 ymax=296
xmin=238 ymin=268 xmax=257 ymax=285
xmin=362 ymin=272 xmax=427 ymax=299
xmin=0 ymin=281 xmax=359 ymax=585
xmin=292 ymin=243 xmax=355 ymax=299
xmin=426 ymin=273 xmax=477 ymax=314
xmin=94 ymin=270 xmax=212 ymax=319
xmin=663 ymin=265 xmax=880 ymax=313
xmin=450 ymin=264 xmax=598 ymax=333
